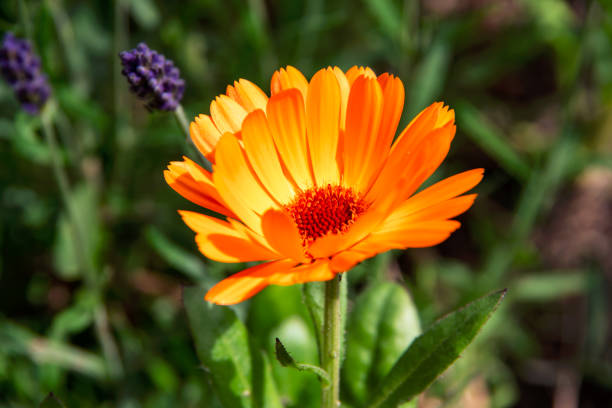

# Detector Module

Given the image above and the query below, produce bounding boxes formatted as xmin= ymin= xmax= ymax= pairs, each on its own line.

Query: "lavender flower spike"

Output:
xmin=119 ymin=43 xmax=185 ymax=112
xmin=0 ymin=33 xmax=51 ymax=115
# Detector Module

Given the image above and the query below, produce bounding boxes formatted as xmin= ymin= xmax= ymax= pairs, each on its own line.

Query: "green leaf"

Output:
xmin=183 ymin=286 xmax=282 ymax=408
xmin=275 ymin=337 xmax=330 ymax=385
xmin=455 ymin=101 xmax=530 ymax=181
xmin=342 ymin=282 xmax=421 ymax=404
xmin=39 ymin=393 xmax=65 ymax=408
xmin=369 ymin=289 xmax=507 ymax=407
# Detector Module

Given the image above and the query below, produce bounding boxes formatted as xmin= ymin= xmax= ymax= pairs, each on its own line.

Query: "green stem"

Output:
xmin=174 ymin=104 xmax=191 ymax=140
xmin=41 ymin=106 xmax=124 ymax=379
xmin=41 ymin=106 xmax=91 ymax=283
xmin=321 ymin=275 xmax=343 ymax=407
xmin=174 ymin=104 xmax=211 ymax=170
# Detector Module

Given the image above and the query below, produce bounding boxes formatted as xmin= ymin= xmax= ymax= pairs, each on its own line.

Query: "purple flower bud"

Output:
xmin=0 ymin=33 xmax=51 ymax=115
xmin=119 ymin=43 xmax=185 ymax=112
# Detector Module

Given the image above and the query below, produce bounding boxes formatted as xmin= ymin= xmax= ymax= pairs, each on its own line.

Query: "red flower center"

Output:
xmin=285 ymin=185 xmax=368 ymax=245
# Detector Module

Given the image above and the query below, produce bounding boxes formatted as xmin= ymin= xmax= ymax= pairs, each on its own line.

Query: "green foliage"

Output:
xmin=342 ymin=282 xmax=421 ymax=405
xmin=369 ymin=290 xmax=507 ymax=407
xmin=1 ymin=0 xmax=611 ymax=406
xmin=183 ymin=286 xmax=282 ymax=408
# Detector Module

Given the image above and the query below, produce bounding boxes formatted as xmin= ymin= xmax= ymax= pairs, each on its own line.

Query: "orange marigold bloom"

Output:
xmin=165 ymin=66 xmax=483 ymax=305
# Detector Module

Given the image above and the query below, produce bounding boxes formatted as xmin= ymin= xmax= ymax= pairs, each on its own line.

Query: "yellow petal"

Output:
xmin=210 ymin=94 xmax=248 ymax=134
xmin=190 ymin=114 xmax=222 ymax=162
xmin=227 ymin=78 xmax=268 ymax=112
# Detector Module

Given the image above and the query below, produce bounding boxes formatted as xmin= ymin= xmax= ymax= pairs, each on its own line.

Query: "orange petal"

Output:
xmin=268 ymin=260 xmax=335 ymax=285
xmin=342 ymin=75 xmax=383 ymax=192
xmin=266 ymin=89 xmax=314 ymax=190
xmin=398 ymin=169 xmax=484 ymax=217
xmin=270 ymin=66 xmax=309 ymax=100
xmin=365 ymin=104 xmax=450 ymax=204
xmin=179 ymin=210 xmax=280 ymax=263
xmin=356 ymin=220 xmax=461 ymax=251
xmin=190 ymin=114 xmax=222 ymax=162
xmin=164 ymin=158 xmax=233 ymax=217
xmin=210 ymin=94 xmax=248 ymax=134
xmin=330 ymin=249 xmax=374 ymax=272
xmin=241 ymin=110 xmax=295 ymax=204
xmin=226 ymin=79 xmax=268 ymax=112
xmin=261 ymin=209 xmax=308 ymax=262
xmin=382 ymin=194 xmax=477 ymax=229
xmin=205 ymin=259 xmax=298 ymax=305
xmin=345 ymin=66 xmax=377 ymax=86
xmin=390 ymin=122 xmax=457 ymax=205
xmin=306 ymin=68 xmax=341 ymax=186
xmin=308 ymin=208 xmax=385 ymax=259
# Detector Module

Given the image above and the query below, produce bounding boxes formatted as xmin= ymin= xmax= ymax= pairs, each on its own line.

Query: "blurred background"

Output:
xmin=0 ymin=0 xmax=611 ymax=407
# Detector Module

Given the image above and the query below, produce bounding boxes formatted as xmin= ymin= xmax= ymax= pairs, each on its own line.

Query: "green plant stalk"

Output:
xmin=174 ymin=104 xmax=212 ymax=170
xmin=174 ymin=104 xmax=191 ymax=140
xmin=321 ymin=274 xmax=343 ymax=407
xmin=41 ymin=106 xmax=91 ymax=283
xmin=41 ymin=105 xmax=124 ymax=379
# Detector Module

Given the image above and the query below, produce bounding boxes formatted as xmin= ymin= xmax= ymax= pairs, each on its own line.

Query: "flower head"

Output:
xmin=0 ymin=33 xmax=51 ymax=114
xmin=119 ymin=43 xmax=185 ymax=111
xmin=165 ymin=66 xmax=483 ymax=305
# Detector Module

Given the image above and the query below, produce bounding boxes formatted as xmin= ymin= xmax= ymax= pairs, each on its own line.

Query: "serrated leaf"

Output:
xmin=183 ymin=286 xmax=282 ymax=408
xmin=275 ymin=337 xmax=329 ymax=385
xmin=39 ymin=393 xmax=65 ymax=408
xmin=369 ymin=289 xmax=507 ymax=407
xmin=342 ymin=282 xmax=421 ymax=405
xmin=270 ymin=317 xmax=320 ymax=407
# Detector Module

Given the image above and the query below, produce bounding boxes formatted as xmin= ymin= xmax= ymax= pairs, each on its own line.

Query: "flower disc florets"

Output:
xmin=119 ymin=43 xmax=185 ymax=111
xmin=285 ymin=185 xmax=368 ymax=246
xmin=0 ymin=33 xmax=51 ymax=114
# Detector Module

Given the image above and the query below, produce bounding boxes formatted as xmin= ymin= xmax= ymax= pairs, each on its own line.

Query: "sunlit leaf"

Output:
xmin=369 ymin=290 xmax=507 ymax=407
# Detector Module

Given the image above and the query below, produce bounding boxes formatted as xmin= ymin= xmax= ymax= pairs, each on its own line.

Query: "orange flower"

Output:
xmin=165 ymin=66 xmax=483 ymax=305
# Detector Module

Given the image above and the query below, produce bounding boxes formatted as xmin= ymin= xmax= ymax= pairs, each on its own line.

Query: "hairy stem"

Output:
xmin=321 ymin=274 xmax=343 ymax=407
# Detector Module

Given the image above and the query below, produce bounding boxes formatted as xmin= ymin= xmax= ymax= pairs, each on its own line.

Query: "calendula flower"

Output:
xmin=165 ymin=66 xmax=483 ymax=305
xmin=119 ymin=43 xmax=185 ymax=111
xmin=0 ymin=33 xmax=50 ymax=114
